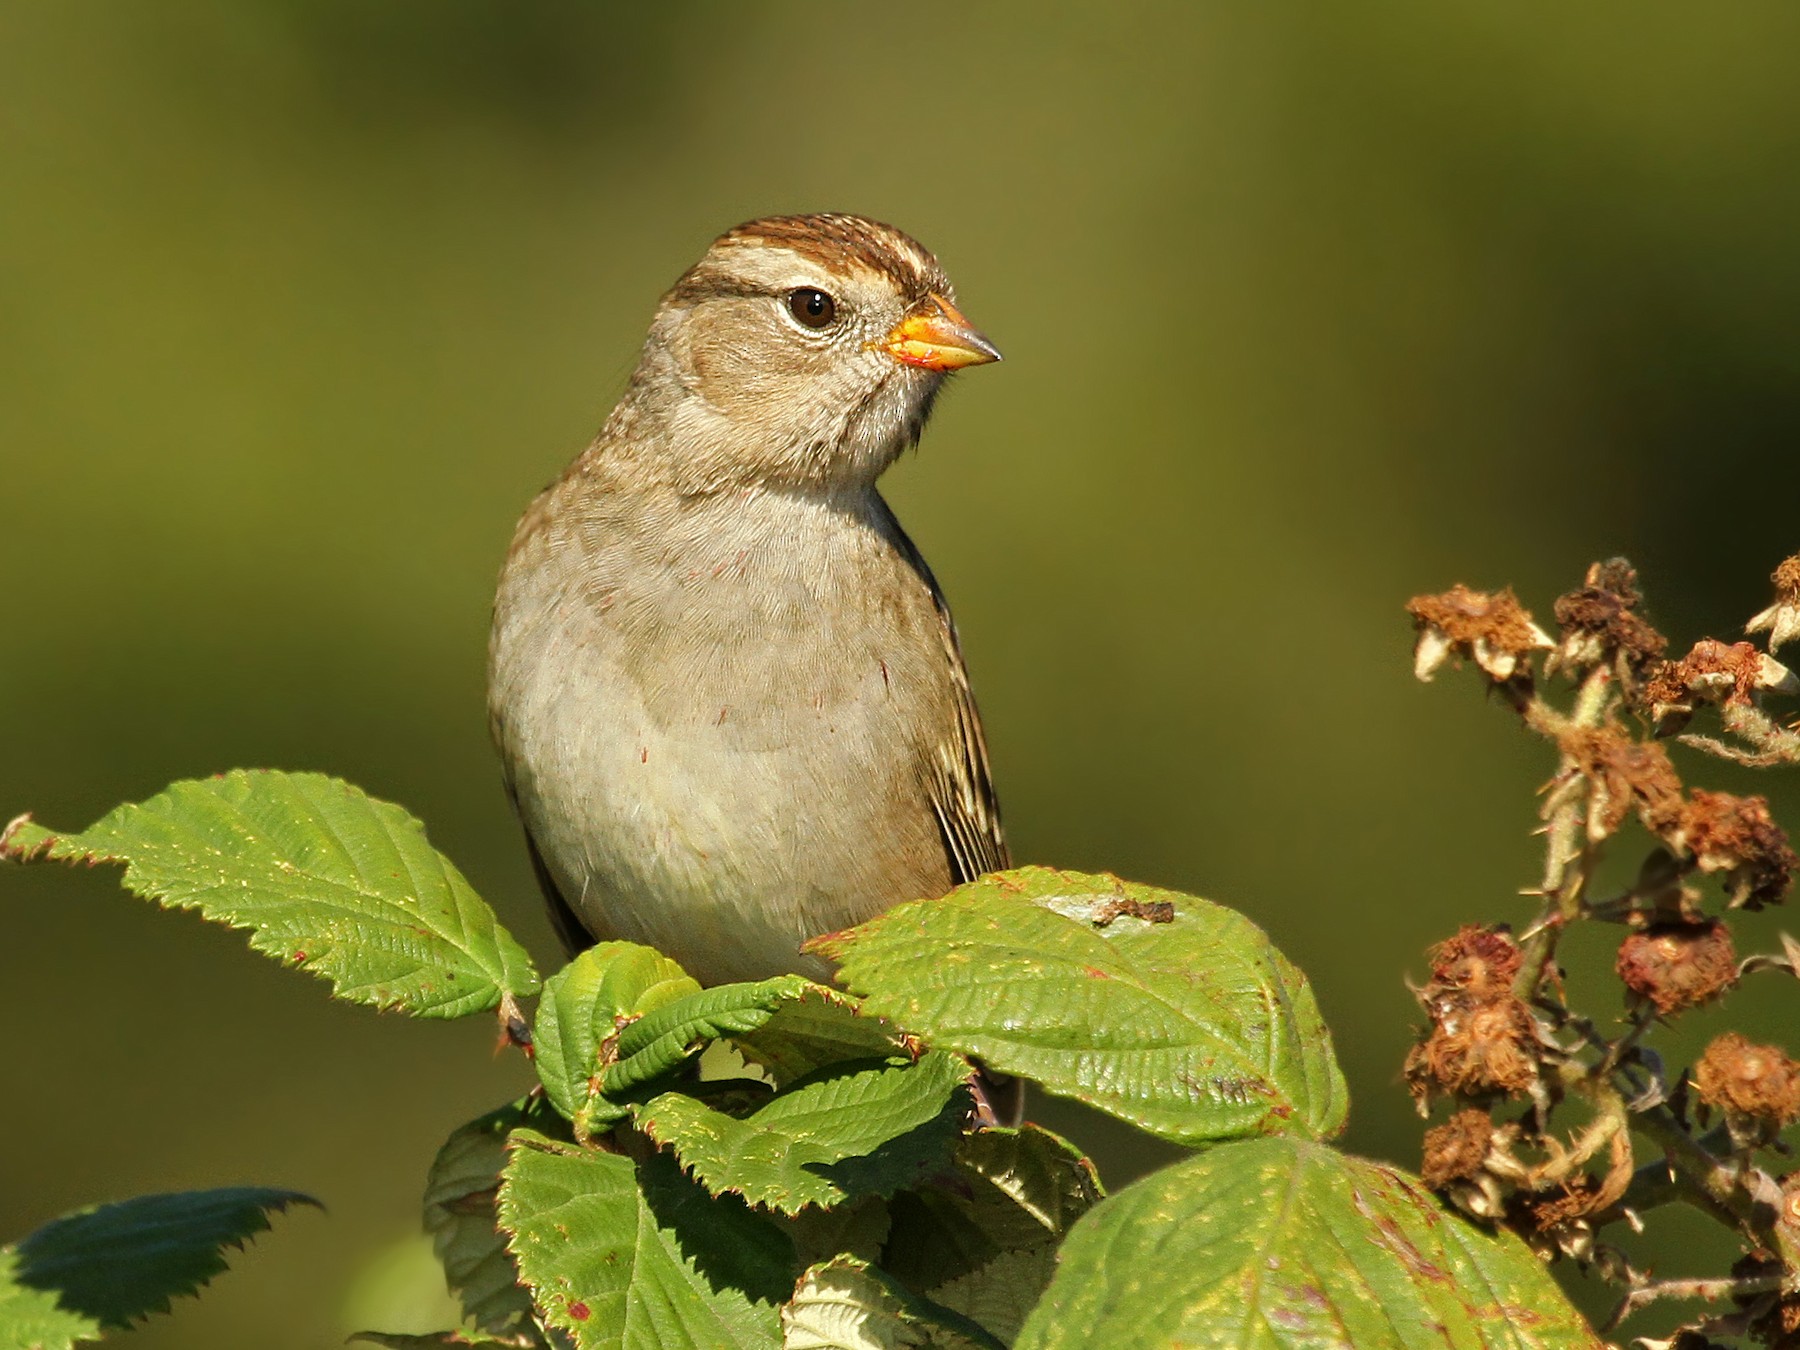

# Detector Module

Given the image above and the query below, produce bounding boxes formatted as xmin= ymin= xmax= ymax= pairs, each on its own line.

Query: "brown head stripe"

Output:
xmin=668 ymin=213 xmax=947 ymax=305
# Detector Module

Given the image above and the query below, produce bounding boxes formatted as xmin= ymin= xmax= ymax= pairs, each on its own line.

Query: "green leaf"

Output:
xmin=603 ymin=976 xmax=821 ymax=1096
xmin=634 ymin=1052 xmax=972 ymax=1215
xmin=1014 ymin=1135 xmax=1606 ymax=1350
xmin=781 ymin=1259 xmax=1001 ymax=1350
xmin=927 ymin=1246 xmax=1054 ymax=1349
xmin=498 ymin=1130 xmax=791 ymax=1349
xmin=815 ymin=867 xmax=1347 ymax=1144
xmin=2 ymin=771 xmax=539 ymax=1018
xmin=423 ymin=1103 xmax=555 ymax=1344
xmin=0 ymin=1253 xmax=94 ymax=1350
xmin=732 ymin=987 xmax=906 ymax=1086
xmin=352 ymin=1334 xmax=537 ymax=1349
xmin=785 ymin=1197 xmax=892 ymax=1273
xmin=882 ymin=1126 xmax=1100 ymax=1297
xmin=535 ymin=944 xmax=701 ymax=1135
xmin=0 ymin=1187 xmax=316 ymax=1347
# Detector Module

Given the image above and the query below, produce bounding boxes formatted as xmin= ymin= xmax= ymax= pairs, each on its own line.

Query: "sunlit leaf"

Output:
xmin=352 ymin=1333 xmax=537 ymax=1349
xmin=0 ymin=1252 xmax=98 ymax=1350
xmin=927 ymin=1246 xmax=1054 ymax=1348
xmin=603 ymin=976 xmax=821 ymax=1095
xmin=498 ymin=1130 xmax=790 ymax=1349
xmin=1014 ymin=1135 xmax=1605 ymax=1350
xmin=732 ymin=986 xmax=904 ymax=1086
xmin=534 ymin=944 xmax=699 ymax=1134
xmin=2 ymin=771 xmax=539 ymax=1018
xmin=815 ymin=867 xmax=1346 ymax=1144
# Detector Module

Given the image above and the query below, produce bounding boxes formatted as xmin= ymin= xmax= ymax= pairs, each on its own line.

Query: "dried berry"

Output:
xmin=1405 ymin=997 xmax=1539 ymax=1105
xmin=1616 ymin=919 xmax=1737 ymax=1014
xmin=1517 ymin=1174 xmax=1605 ymax=1230
xmin=1641 ymin=638 xmax=1798 ymax=732
xmin=1669 ymin=790 xmax=1797 ymax=910
xmin=1406 ymin=925 xmax=1542 ymax=1107
xmin=1559 ymin=724 xmax=1685 ymax=840
xmin=1421 ymin=1108 xmax=1494 ymax=1189
xmin=1550 ymin=558 xmax=1668 ymax=680
xmin=1746 ymin=553 xmax=1800 ymax=654
xmin=1783 ymin=1171 xmax=1800 ymax=1233
xmin=1692 ymin=1033 xmax=1800 ymax=1129
xmin=1426 ymin=925 xmax=1523 ymax=1001
xmin=1407 ymin=585 xmax=1553 ymax=684
xmin=1506 ymin=1175 xmax=1606 ymax=1262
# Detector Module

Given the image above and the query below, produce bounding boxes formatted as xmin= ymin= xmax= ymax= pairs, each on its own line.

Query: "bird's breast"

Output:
xmin=490 ymin=485 xmax=959 ymax=981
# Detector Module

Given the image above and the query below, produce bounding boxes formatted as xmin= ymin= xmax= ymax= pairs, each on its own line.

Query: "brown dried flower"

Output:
xmin=1508 ymin=1175 xmax=1607 ymax=1263
xmin=1558 ymin=724 xmax=1685 ymax=840
xmin=1406 ymin=994 xmax=1539 ymax=1106
xmin=1549 ymin=558 xmax=1668 ymax=681
xmin=1518 ymin=1174 xmax=1605 ymax=1231
xmin=1669 ymin=790 xmax=1797 ymax=910
xmin=1421 ymin=1108 xmax=1496 ymax=1189
xmin=1616 ymin=919 xmax=1737 ymax=1014
xmin=1641 ymin=638 xmax=1798 ymax=732
xmin=1426 ymin=925 xmax=1524 ymax=1001
xmin=1407 ymin=585 xmax=1554 ymax=684
xmin=1692 ymin=1033 xmax=1800 ymax=1130
xmin=1509 ymin=1131 xmax=1634 ymax=1263
xmin=1406 ymin=926 xmax=1542 ymax=1106
xmin=1746 ymin=553 xmax=1800 ymax=654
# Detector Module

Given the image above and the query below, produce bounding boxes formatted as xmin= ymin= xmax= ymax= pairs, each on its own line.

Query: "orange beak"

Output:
xmin=878 ymin=293 xmax=1002 ymax=372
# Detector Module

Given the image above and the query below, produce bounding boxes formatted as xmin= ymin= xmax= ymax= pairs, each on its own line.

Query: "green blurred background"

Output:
xmin=6 ymin=4 xmax=1800 ymax=1344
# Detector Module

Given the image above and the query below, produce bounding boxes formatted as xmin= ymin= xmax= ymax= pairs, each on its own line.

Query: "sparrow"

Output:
xmin=488 ymin=213 xmax=1007 ymax=987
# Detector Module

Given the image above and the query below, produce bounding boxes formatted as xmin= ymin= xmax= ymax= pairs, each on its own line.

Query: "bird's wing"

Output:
xmin=519 ymin=803 xmax=597 ymax=955
xmin=489 ymin=709 xmax=595 ymax=955
xmin=930 ymin=616 xmax=1011 ymax=883
xmin=874 ymin=498 xmax=1010 ymax=885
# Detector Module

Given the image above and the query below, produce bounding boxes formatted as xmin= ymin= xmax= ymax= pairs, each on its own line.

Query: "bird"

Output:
xmin=488 ymin=213 xmax=1008 ymax=990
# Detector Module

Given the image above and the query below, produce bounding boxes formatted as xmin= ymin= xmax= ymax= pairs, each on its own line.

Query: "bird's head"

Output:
xmin=624 ymin=213 xmax=999 ymax=493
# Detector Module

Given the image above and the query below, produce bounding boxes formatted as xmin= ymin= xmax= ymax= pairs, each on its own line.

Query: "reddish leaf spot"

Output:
xmin=567 ymin=1300 xmax=590 ymax=1321
xmin=1082 ymin=965 xmax=1111 ymax=979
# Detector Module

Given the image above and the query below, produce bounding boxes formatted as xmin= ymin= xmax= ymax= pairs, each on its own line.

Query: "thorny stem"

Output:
xmin=1512 ymin=667 xmax=1616 ymax=1000
xmin=1682 ymin=702 xmax=1800 ymax=768
xmin=1596 ymin=1005 xmax=1657 ymax=1080
xmin=1596 ymin=1124 xmax=1738 ymax=1226
xmin=1555 ymin=1087 xmax=1629 ymax=1177
xmin=1603 ymin=1273 xmax=1786 ymax=1334
xmin=1628 ymin=1104 xmax=1774 ymax=1244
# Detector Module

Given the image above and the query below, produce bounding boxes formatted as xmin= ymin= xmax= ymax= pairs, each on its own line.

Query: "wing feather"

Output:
xmin=875 ymin=501 xmax=1010 ymax=885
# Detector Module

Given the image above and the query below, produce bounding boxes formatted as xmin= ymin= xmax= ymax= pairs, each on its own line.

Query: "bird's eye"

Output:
xmin=786 ymin=288 xmax=837 ymax=329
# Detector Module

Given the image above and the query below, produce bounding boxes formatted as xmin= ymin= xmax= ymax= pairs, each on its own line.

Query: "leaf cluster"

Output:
xmin=3 ymin=771 xmax=1604 ymax=1347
